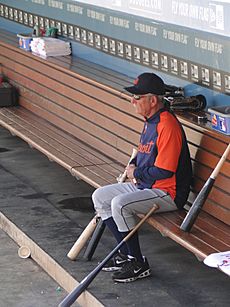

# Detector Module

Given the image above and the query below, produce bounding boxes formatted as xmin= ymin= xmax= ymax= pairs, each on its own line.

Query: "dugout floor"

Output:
xmin=0 ymin=126 xmax=229 ymax=307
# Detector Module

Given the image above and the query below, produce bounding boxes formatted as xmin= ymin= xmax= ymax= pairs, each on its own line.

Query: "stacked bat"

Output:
xmin=67 ymin=148 xmax=138 ymax=261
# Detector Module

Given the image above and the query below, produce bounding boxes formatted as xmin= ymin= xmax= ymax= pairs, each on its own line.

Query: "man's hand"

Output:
xmin=126 ymin=164 xmax=136 ymax=180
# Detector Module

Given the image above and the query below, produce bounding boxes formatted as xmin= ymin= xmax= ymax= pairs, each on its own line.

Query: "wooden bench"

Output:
xmin=0 ymin=29 xmax=229 ymax=266
xmin=0 ymin=29 xmax=137 ymax=187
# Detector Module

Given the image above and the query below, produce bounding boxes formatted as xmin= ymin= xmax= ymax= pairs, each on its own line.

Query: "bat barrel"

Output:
xmin=67 ymin=217 xmax=97 ymax=260
xmin=180 ymin=178 xmax=215 ymax=232
xmin=83 ymin=218 xmax=105 ymax=260
xmin=59 ymin=241 xmax=123 ymax=307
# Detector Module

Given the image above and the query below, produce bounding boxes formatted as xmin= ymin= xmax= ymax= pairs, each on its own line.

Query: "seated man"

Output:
xmin=92 ymin=72 xmax=192 ymax=283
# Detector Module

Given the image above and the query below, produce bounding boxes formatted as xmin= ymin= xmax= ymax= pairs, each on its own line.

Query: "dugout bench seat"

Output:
xmin=0 ymin=29 xmax=229 ymax=265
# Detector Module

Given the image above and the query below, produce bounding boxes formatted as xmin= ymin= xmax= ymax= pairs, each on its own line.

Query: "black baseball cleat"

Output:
xmin=102 ymin=252 xmax=129 ymax=272
xmin=112 ymin=256 xmax=151 ymax=282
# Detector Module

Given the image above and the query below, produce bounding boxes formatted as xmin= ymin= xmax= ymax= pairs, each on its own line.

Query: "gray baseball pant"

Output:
xmin=92 ymin=182 xmax=177 ymax=232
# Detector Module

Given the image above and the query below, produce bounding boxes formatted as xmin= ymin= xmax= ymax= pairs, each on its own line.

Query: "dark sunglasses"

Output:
xmin=132 ymin=94 xmax=152 ymax=100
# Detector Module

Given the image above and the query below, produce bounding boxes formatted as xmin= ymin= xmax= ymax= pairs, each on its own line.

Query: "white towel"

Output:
xmin=203 ymin=251 xmax=230 ymax=276
xmin=31 ymin=37 xmax=71 ymax=57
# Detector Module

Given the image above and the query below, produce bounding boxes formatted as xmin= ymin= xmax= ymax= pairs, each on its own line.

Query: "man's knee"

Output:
xmin=111 ymin=193 xmax=121 ymax=210
xmin=111 ymin=195 xmax=136 ymax=232
xmin=92 ymin=187 xmax=104 ymax=211
xmin=92 ymin=185 xmax=114 ymax=216
xmin=111 ymin=194 xmax=130 ymax=218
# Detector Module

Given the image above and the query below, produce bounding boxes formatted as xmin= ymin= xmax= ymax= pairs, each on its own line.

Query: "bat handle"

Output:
xmin=117 ymin=170 xmax=127 ymax=183
xmin=117 ymin=170 xmax=137 ymax=184
xmin=117 ymin=148 xmax=138 ymax=183
xmin=211 ymin=143 xmax=230 ymax=179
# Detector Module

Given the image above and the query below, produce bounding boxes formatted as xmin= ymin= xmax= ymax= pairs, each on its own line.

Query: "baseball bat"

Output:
xmin=59 ymin=204 xmax=159 ymax=307
xmin=81 ymin=148 xmax=138 ymax=261
xmin=83 ymin=217 xmax=105 ymax=260
xmin=117 ymin=148 xmax=138 ymax=183
xmin=67 ymin=216 xmax=98 ymax=260
xmin=180 ymin=143 xmax=230 ymax=232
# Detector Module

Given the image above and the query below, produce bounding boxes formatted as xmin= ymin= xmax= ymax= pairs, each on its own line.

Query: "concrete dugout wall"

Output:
xmin=0 ymin=0 xmax=229 ymax=107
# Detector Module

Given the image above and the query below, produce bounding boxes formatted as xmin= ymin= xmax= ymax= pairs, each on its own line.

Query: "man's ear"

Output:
xmin=150 ymin=95 xmax=158 ymax=106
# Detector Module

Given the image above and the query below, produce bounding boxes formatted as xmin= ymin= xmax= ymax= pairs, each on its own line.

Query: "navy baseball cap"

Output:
xmin=124 ymin=73 xmax=165 ymax=95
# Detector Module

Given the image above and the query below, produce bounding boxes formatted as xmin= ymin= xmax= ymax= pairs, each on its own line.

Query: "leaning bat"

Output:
xmin=59 ymin=204 xmax=159 ymax=307
xmin=67 ymin=216 xmax=98 ymax=260
xmin=180 ymin=143 xmax=230 ymax=232
xmin=83 ymin=148 xmax=138 ymax=260
xmin=83 ymin=217 xmax=105 ymax=261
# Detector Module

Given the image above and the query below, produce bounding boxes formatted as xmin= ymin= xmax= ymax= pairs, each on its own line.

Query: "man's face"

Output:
xmin=131 ymin=94 xmax=157 ymax=118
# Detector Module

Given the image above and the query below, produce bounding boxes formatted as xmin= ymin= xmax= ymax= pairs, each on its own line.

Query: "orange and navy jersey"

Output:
xmin=133 ymin=108 xmax=192 ymax=209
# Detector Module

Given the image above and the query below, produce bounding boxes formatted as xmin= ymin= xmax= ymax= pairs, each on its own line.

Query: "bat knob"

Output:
xmin=117 ymin=173 xmax=127 ymax=183
xmin=116 ymin=173 xmax=122 ymax=182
